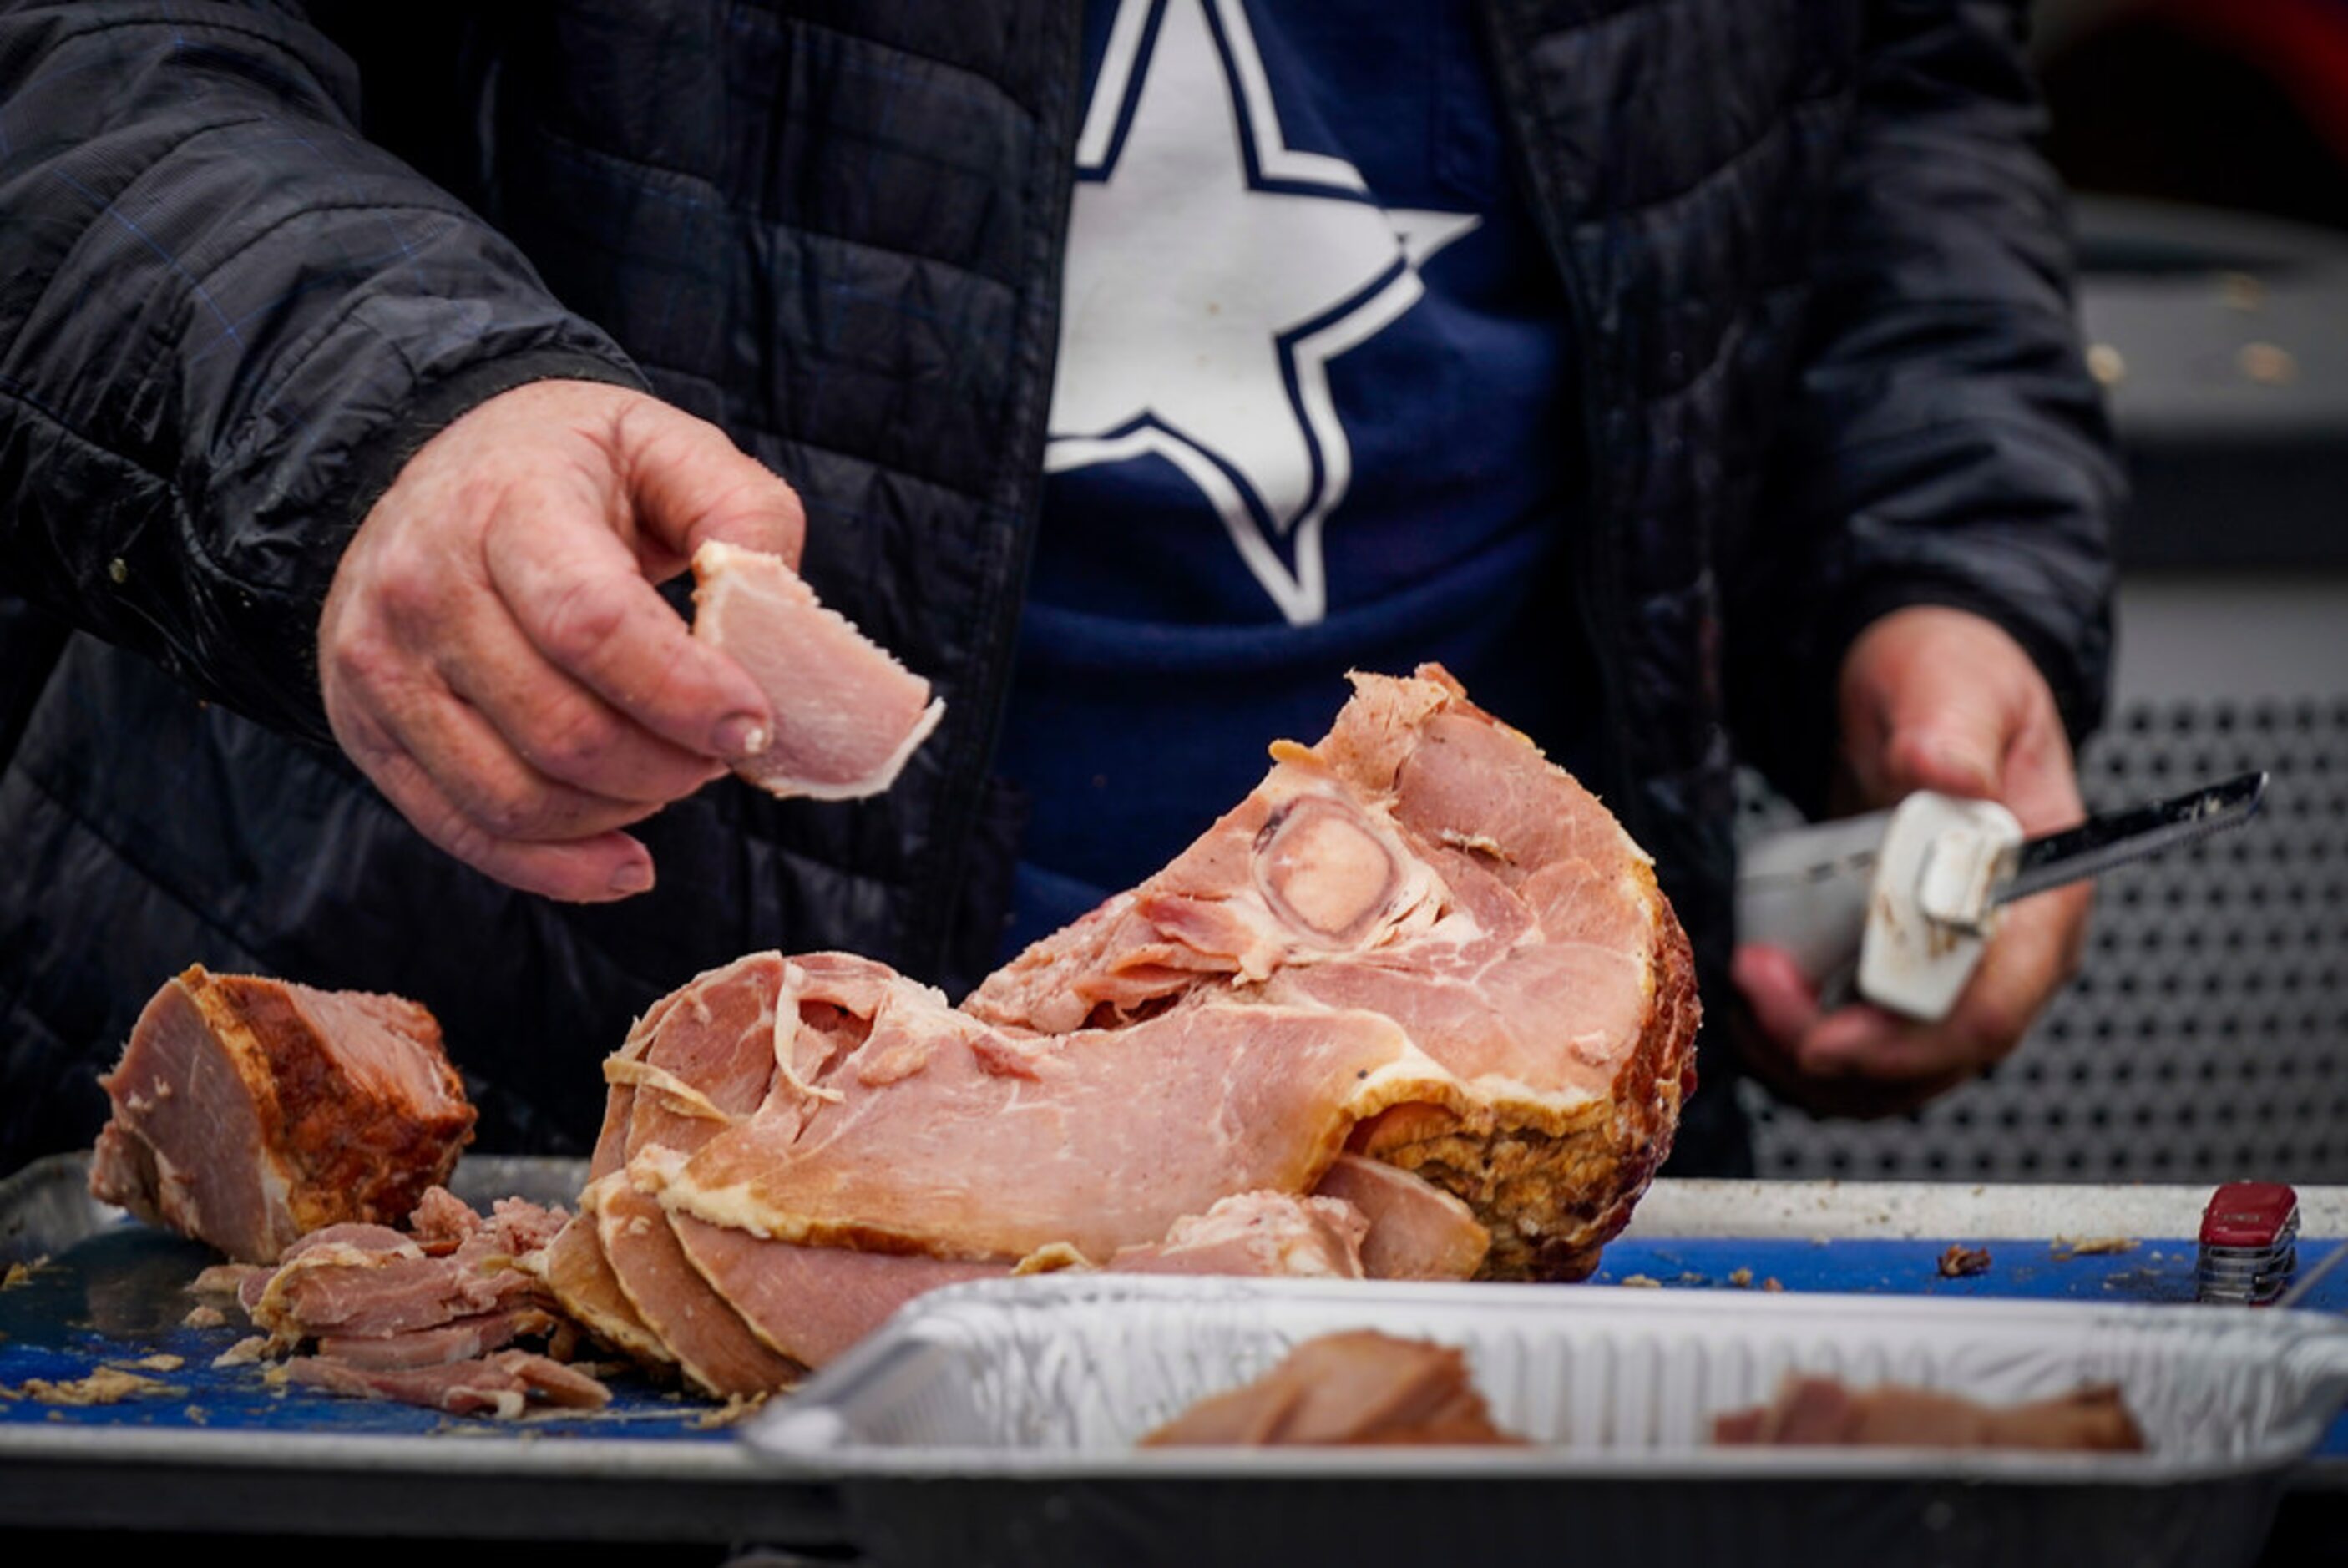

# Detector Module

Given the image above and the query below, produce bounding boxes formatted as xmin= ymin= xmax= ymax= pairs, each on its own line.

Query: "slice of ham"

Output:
xmin=1109 ymin=1191 xmax=1367 ymax=1278
xmin=525 ymin=1184 xmax=673 ymax=1369
xmin=1711 ymin=1377 xmax=2144 ymax=1452
xmin=1309 ymin=1155 xmax=1488 ymax=1280
xmin=596 ymin=1173 xmax=800 ymax=1399
xmin=690 ymin=540 xmax=943 ymax=801
xmin=1142 ymin=1331 xmax=1523 ymax=1447
xmin=669 ymin=1215 xmax=1004 ymax=1369
xmin=287 ymin=1349 xmax=610 ymax=1419
xmin=90 ymin=967 xmax=474 ymax=1263
xmin=248 ymin=1201 xmax=557 ymax=1344
xmin=316 ymin=1308 xmax=557 ymax=1371
xmin=554 ymin=952 xmax=809 ymax=1396
xmin=670 ymin=1191 xmax=1369 ymax=1368
xmin=663 ymin=996 xmax=1445 ymax=1262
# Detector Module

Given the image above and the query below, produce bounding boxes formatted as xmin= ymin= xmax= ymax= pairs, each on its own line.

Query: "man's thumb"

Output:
xmin=1875 ymin=677 xmax=2006 ymax=802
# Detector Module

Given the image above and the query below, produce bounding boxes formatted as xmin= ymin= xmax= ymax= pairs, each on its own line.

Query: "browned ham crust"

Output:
xmin=89 ymin=966 xmax=474 ymax=1263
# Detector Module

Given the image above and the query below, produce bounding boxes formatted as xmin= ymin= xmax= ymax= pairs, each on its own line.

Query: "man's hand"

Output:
xmin=1732 ymin=606 xmax=2092 ymax=1117
xmin=318 ymin=379 xmax=805 ymax=902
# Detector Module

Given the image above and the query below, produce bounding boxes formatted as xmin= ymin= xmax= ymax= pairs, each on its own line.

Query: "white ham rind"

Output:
xmin=690 ymin=540 xmax=944 ymax=800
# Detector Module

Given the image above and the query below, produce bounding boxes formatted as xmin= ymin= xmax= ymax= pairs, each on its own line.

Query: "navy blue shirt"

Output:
xmin=996 ymin=0 xmax=1591 ymax=953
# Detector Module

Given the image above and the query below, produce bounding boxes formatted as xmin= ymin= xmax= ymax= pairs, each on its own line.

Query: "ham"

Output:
xmin=1141 ymin=1331 xmax=1524 ymax=1447
xmin=547 ymin=666 xmax=1696 ymax=1392
xmin=287 ymin=1349 xmax=610 ymax=1419
xmin=1711 ymin=1378 xmax=2144 ymax=1452
xmin=661 ymin=996 xmax=1442 ymax=1262
xmin=1310 ymin=1155 xmax=1489 ymax=1281
xmin=971 ymin=667 xmax=1699 ymax=1281
xmin=1109 ymin=1192 xmax=1367 ymax=1278
xmin=225 ymin=1189 xmax=606 ymax=1419
xmin=690 ymin=540 xmax=943 ymax=800
xmin=89 ymin=967 xmax=474 ymax=1263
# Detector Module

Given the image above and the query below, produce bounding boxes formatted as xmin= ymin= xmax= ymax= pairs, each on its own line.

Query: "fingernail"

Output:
xmin=713 ymin=714 xmax=770 ymax=759
xmin=610 ymin=861 xmax=654 ymax=896
xmin=1927 ymin=737 xmax=1997 ymax=795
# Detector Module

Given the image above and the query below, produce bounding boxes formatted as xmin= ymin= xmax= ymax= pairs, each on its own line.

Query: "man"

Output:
xmin=0 ymin=1 xmax=2114 ymax=1174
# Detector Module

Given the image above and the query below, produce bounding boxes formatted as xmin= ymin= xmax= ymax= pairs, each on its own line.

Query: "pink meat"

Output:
xmin=316 ymin=1308 xmax=556 ymax=1371
xmin=664 ymin=995 xmax=1434 ymax=1262
xmin=1142 ymin=1331 xmax=1522 ymax=1447
xmin=1110 ymin=1191 xmax=1368 ymax=1278
xmin=251 ymin=1221 xmax=536 ymax=1342
xmin=288 ymin=1350 xmax=610 ymax=1418
xmin=574 ymin=951 xmax=810 ymax=1393
xmin=691 ymin=540 xmax=943 ymax=801
xmin=89 ymin=966 xmax=473 ymax=1263
xmin=670 ymin=1215 xmax=1003 ymax=1368
xmin=596 ymin=1179 xmax=800 ymax=1398
xmin=671 ymin=1191 xmax=1369 ymax=1369
xmin=1712 ymin=1378 xmax=2143 ymax=1452
xmin=528 ymin=1194 xmax=670 ymax=1368
xmin=1310 ymin=1155 xmax=1489 ymax=1280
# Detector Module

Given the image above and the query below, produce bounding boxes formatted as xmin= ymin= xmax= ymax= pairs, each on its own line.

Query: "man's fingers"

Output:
xmin=435 ymin=612 xmax=728 ymax=805
xmin=612 ymin=398 xmax=807 ymax=570
xmin=356 ymin=660 xmax=669 ymax=845
xmin=1795 ymin=883 xmax=2091 ymax=1087
xmin=1941 ymin=883 xmax=2092 ymax=1065
xmin=483 ymin=498 xmax=772 ymax=761
xmin=335 ymin=711 xmax=658 ymax=902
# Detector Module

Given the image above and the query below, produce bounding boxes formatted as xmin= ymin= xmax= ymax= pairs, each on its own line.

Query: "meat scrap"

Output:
xmin=1712 ymin=1377 xmax=2143 ymax=1452
xmin=89 ymin=966 xmax=474 ymax=1263
xmin=542 ymin=667 xmax=1699 ymax=1396
xmin=1937 ymin=1243 xmax=1993 ymax=1278
xmin=691 ymin=540 xmax=944 ymax=801
xmin=1142 ymin=1332 xmax=1524 ymax=1447
xmin=287 ymin=1349 xmax=609 ymax=1419
xmin=11 ymin=1368 xmax=181 ymax=1406
xmin=223 ymin=1188 xmax=612 ymax=1418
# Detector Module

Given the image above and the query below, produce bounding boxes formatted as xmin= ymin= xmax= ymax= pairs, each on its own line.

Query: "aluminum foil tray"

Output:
xmin=746 ymin=1273 xmax=2348 ymax=1568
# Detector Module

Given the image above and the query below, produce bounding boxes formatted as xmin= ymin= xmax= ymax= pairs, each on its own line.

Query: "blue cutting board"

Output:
xmin=0 ymin=1226 xmax=728 ymax=1439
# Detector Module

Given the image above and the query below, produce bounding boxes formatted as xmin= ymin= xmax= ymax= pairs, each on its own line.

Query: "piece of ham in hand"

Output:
xmin=690 ymin=540 xmax=943 ymax=800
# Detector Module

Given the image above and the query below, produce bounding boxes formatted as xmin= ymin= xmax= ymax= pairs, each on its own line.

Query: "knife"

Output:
xmin=1736 ymin=772 xmax=2268 ymax=1022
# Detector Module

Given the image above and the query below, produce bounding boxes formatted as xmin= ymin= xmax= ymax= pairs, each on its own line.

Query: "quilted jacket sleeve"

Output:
xmin=0 ymin=2 xmax=644 ymax=744
xmin=1730 ymin=0 xmax=2121 ymax=816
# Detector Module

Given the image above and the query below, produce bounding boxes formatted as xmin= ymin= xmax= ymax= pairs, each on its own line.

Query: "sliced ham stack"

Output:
xmin=543 ymin=666 xmax=1698 ymax=1396
xmin=89 ymin=966 xmax=475 ymax=1263
xmin=690 ymin=540 xmax=944 ymax=800
xmin=969 ymin=664 xmax=1700 ymax=1281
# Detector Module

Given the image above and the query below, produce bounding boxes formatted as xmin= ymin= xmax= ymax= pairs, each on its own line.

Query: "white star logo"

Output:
xmin=1045 ymin=0 xmax=1480 ymax=625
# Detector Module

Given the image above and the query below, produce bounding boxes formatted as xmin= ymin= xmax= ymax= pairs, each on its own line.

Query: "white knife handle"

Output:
xmin=1735 ymin=810 xmax=1891 ymax=1009
xmin=1737 ymin=794 xmax=2023 ymax=1023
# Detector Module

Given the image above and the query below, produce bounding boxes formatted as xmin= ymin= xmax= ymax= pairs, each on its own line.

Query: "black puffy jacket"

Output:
xmin=0 ymin=0 xmax=2116 ymax=1175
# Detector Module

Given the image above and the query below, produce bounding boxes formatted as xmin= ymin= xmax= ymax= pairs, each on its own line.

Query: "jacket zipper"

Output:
xmin=918 ymin=0 xmax=1089 ymax=990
